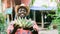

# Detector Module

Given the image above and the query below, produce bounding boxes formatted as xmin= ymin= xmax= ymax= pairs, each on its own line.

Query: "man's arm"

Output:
xmin=32 ymin=21 xmax=39 ymax=34
xmin=33 ymin=21 xmax=39 ymax=31
xmin=7 ymin=21 xmax=14 ymax=34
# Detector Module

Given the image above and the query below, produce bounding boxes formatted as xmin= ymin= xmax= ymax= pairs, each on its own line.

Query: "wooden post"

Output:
xmin=33 ymin=10 xmax=36 ymax=21
xmin=41 ymin=12 xmax=44 ymax=28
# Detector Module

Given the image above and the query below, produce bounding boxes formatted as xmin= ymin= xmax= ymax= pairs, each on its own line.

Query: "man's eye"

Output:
xmin=24 ymin=10 xmax=26 ymax=13
xmin=18 ymin=9 xmax=22 ymax=13
xmin=19 ymin=9 xmax=21 ymax=11
xmin=18 ymin=11 xmax=21 ymax=13
xmin=18 ymin=10 xmax=21 ymax=13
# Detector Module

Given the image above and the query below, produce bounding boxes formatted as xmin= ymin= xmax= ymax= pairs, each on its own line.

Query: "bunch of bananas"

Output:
xmin=14 ymin=17 xmax=33 ymax=28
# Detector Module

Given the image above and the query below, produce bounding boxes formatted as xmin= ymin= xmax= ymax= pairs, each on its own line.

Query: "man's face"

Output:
xmin=17 ymin=7 xmax=27 ymax=17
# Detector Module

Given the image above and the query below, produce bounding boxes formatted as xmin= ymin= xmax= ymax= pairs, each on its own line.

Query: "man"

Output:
xmin=7 ymin=4 xmax=39 ymax=34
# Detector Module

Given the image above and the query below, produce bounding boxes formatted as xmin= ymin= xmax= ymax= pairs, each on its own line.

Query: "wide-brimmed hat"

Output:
xmin=15 ymin=4 xmax=30 ymax=16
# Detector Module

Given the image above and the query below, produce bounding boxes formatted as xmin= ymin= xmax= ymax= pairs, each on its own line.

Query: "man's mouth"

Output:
xmin=20 ymin=14 xmax=25 ymax=17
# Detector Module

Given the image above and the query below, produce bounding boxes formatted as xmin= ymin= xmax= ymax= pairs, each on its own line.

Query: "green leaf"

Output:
xmin=0 ymin=13 xmax=5 ymax=24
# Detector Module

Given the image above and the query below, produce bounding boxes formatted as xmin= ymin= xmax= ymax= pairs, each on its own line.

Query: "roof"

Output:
xmin=30 ymin=6 xmax=57 ymax=10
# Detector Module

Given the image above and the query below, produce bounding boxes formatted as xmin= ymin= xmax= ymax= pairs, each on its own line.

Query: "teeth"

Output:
xmin=20 ymin=14 xmax=25 ymax=17
xmin=21 ymin=14 xmax=24 ymax=15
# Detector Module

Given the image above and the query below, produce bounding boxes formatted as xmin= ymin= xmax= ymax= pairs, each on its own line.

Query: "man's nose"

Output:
xmin=21 ymin=11 xmax=24 ymax=12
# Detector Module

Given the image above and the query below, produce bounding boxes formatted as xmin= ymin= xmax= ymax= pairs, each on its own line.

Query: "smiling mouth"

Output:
xmin=18 ymin=13 xmax=25 ymax=17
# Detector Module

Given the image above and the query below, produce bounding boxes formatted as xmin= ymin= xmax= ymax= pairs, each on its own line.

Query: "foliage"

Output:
xmin=52 ymin=2 xmax=60 ymax=25
xmin=52 ymin=17 xmax=60 ymax=25
xmin=0 ymin=13 xmax=5 ymax=24
xmin=48 ymin=1 xmax=60 ymax=30
xmin=0 ymin=13 xmax=7 ymax=34
xmin=30 ymin=0 xmax=35 ymax=6
xmin=50 ymin=0 xmax=57 ymax=2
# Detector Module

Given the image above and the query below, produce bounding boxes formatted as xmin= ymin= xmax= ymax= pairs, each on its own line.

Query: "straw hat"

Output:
xmin=15 ymin=4 xmax=30 ymax=16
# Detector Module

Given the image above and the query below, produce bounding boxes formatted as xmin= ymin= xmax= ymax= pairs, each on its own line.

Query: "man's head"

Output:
xmin=15 ymin=4 xmax=30 ymax=17
xmin=17 ymin=6 xmax=28 ymax=17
